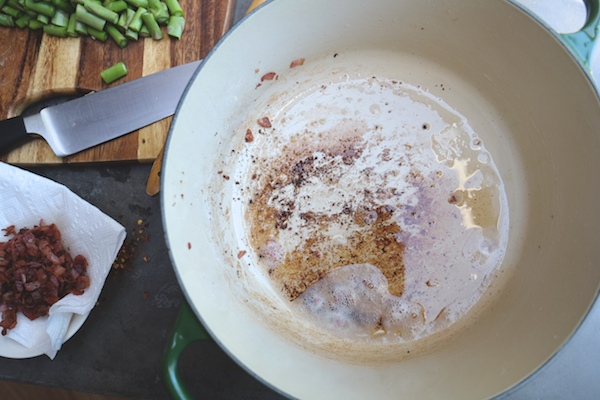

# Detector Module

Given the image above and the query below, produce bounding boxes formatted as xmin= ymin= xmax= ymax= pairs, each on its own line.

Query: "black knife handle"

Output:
xmin=0 ymin=116 xmax=31 ymax=156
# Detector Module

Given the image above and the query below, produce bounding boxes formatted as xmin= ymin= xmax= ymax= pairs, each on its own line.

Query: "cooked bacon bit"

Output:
xmin=257 ymin=117 xmax=272 ymax=128
xmin=261 ymin=72 xmax=277 ymax=81
xmin=237 ymin=250 xmax=247 ymax=259
xmin=245 ymin=129 xmax=254 ymax=143
xmin=290 ymin=58 xmax=305 ymax=68
xmin=0 ymin=221 xmax=90 ymax=335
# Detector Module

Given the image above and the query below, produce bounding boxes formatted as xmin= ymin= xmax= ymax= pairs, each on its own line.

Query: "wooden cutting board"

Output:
xmin=0 ymin=0 xmax=235 ymax=165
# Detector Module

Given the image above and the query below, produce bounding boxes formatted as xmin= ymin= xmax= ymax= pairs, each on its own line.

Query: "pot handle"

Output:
xmin=161 ymin=298 xmax=211 ymax=400
xmin=559 ymin=0 xmax=600 ymax=69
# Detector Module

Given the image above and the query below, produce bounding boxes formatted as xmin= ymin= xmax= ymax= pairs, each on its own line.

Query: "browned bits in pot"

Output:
xmin=261 ymin=72 xmax=277 ymax=81
xmin=245 ymin=129 xmax=254 ymax=143
xmin=257 ymin=117 xmax=272 ymax=128
xmin=0 ymin=221 xmax=90 ymax=335
xmin=246 ymin=136 xmax=407 ymax=301
xmin=290 ymin=58 xmax=305 ymax=68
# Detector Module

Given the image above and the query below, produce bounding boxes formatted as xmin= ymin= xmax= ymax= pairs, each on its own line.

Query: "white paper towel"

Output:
xmin=0 ymin=162 xmax=126 ymax=359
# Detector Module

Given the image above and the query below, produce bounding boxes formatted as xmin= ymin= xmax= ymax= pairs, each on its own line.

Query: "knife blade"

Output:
xmin=0 ymin=60 xmax=200 ymax=157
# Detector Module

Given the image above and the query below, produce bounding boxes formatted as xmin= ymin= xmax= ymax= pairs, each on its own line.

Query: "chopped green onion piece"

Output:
xmin=43 ymin=23 xmax=68 ymax=37
xmin=1 ymin=5 xmax=20 ymax=18
xmin=83 ymin=0 xmax=118 ymax=24
xmin=0 ymin=12 xmax=14 ymax=27
xmin=75 ymin=3 xmax=106 ymax=31
xmin=74 ymin=19 xmax=88 ymax=34
xmin=148 ymin=0 xmax=167 ymax=24
xmin=137 ymin=22 xmax=148 ymax=37
xmin=105 ymin=23 xmax=127 ymax=47
xmin=24 ymin=0 xmax=55 ymax=18
xmin=101 ymin=61 xmax=128 ymax=84
xmin=164 ymin=0 xmax=181 ymax=16
xmin=51 ymin=9 xmax=69 ymax=27
xmin=105 ymin=0 xmax=127 ymax=13
xmin=124 ymin=27 xmax=137 ymax=40
xmin=87 ymin=25 xmax=107 ymax=40
xmin=166 ymin=14 xmax=182 ymax=39
xmin=7 ymin=0 xmax=23 ymax=9
xmin=36 ymin=13 xmax=49 ymax=24
xmin=127 ymin=5 xmax=144 ymax=31
xmin=15 ymin=13 xmax=31 ymax=28
xmin=28 ymin=18 xmax=44 ymax=29
xmin=141 ymin=11 xmax=160 ymax=39
xmin=66 ymin=12 xmax=78 ymax=36
xmin=123 ymin=0 xmax=147 ymax=8
xmin=116 ymin=9 xmax=126 ymax=30
xmin=52 ymin=0 xmax=74 ymax=14
xmin=117 ymin=6 xmax=133 ymax=30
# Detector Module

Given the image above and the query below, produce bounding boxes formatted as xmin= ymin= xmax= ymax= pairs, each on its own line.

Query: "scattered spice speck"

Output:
xmin=187 ymin=242 xmax=192 ymax=249
xmin=237 ymin=250 xmax=247 ymax=259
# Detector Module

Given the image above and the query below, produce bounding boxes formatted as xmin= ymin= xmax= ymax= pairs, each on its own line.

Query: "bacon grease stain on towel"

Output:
xmin=232 ymin=60 xmax=510 ymax=346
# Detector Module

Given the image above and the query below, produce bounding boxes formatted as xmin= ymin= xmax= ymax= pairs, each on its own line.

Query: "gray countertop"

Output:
xmin=0 ymin=1 xmax=599 ymax=399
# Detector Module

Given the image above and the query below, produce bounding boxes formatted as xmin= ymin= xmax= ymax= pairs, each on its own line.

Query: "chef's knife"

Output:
xmin=0 ymin=60 xmax=200 ymax=157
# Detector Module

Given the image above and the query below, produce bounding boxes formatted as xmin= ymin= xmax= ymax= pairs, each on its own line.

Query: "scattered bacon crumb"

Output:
xmin=187 ymin=242 xmax=192 ymax=250
xmin=257 ymin=117 xmax=272 ymax=128
xmin=290 ymin=58 xmax=305 ymax=68
xmin=237 ymin=250 xmax=247 ymax=259
xmin=245 ymin=129 xmax=254 ymax=143
xmin=261 ymin=72 xmax=277 ymax=81
xmin=0 ymin=221 xmax=90 ymax=335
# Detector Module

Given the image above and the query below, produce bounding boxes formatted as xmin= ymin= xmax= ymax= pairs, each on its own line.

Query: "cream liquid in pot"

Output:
xmin=230 ymin=51 xmax=510 ymax=347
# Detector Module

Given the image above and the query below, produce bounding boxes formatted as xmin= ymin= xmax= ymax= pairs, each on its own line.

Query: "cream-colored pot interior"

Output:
xmin=162 ymin=0 xmax=600 ymax=398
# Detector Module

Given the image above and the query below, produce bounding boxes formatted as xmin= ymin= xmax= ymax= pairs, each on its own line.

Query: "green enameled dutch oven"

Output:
xmin=160 ymin=0 xmax=600 ymax=398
